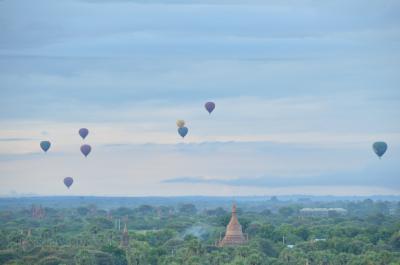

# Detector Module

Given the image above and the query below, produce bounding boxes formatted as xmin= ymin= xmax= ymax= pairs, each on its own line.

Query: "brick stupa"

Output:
xmin=218 ymin=204 xmax=248 ymax=247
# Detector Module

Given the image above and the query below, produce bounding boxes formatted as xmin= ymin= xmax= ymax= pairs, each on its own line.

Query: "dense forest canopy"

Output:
xmin=0 ymin=197 xmax=400 ymax=265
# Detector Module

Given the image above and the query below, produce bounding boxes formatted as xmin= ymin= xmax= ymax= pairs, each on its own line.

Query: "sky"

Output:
xmin=0 ymin=0 xmax=399 ymax=196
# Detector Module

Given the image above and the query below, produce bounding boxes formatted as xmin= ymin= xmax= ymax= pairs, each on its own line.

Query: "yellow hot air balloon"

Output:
xmin=176 ymin=120 xmax=185 ymax=128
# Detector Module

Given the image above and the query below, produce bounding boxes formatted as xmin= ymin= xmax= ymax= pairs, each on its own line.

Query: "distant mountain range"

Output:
xmin=0 ymin=195 xmax=399 ymax=210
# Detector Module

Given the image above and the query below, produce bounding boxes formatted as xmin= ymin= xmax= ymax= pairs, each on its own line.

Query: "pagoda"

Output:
xmin=121 ymin=223 xmax=129 ymax=248
xmin=31 ymin=205 xmax=45 ymax=219
xmin=218 ymin=204 xmax=248 ymax=247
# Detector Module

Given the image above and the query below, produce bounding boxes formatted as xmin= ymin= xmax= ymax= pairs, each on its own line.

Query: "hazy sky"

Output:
xmin=0 ymin=0 xmax=399 ymax=196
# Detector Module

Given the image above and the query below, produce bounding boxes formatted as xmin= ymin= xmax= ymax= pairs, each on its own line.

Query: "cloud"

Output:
xmin=0 ymin=137 xmax=34 ymax=142
xmin=163 ymin=166 xmax=400 ymax=189
xmin=1 ymin=0 xmax=399 ymax=52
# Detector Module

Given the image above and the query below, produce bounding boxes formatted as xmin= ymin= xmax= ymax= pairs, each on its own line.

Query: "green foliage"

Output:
xmin=77 ymin=207 xmax=90 ymax=216
xmin=0 ymin=249 xmax=18 ymax=264
xmin=390 ymin=231 xmax=400 ymax=250
xmin=75 ymin=249 xmax=95 ymax=265
xmin=179 ymin=204 xmax=197 ymax=215
xmin=278 ymin=207 xmax=295 ymax=217
xmin=101 ymin=245 xmax=128 ymax=265
xmin=90 ymin=250 xmax=115 ymax=265
xmin=1 ymin=199 xmax=400 ymax=264
xmin=38 ymin=256 xmax=67 ymax=265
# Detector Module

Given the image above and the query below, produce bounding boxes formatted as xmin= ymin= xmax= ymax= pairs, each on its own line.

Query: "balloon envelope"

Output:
xmin=176 ymin=120 xmax=185 ymax=128
xmin=64 ymin=177 xmax=73 ymax=189
xmin=205 ymin=101 xmax=215 ymax=114
xmin=80 ymin=144 xmax=92 ymax=157
xmin=79 ymin=128 xmax=89 ymax=139
xmin=373 ymin=142 xmax=387 ymax=158
xmin=40 ymin=141 xmax=51 ymax=152
xmin=178 ymin=127 xmax=188 ymax=138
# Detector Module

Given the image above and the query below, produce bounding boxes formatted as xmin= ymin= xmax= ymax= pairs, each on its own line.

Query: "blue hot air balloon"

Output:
xmin=79 ymin=128 xmax=89 ymax=139
xmin=205 ymin=101 xmax=215 ymax=114
xmin=178 ymin=127 xmax=188 ymax=138
xmin=372 ymin=141 xmax=387 ymax=159
xmin=64 ymin=177 xmax=73 ymax=189
xmin=40 ymin=141 xmax=51 ymax=152
xmin=80 ymin=144 xmax=92 ymax=157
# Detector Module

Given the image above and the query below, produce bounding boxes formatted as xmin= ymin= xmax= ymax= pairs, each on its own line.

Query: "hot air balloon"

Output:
xmin=80 ymin=144 xmax=92 ymax=157
xmin=373 ymin=141 xmax=387 ymax=159
xmin=205 ymin=101 xmax=215 ymax=114
xmin=176 ymin=120 xmax=185 ymax=128
xmin=64 ymin=177 xmax=73 ymax=189
xmin=40 ymin=141 xmax=51 ymax=152
xmin=79 ymin=128 xmax=89 ymax=139
xmin=178 ymin=127 xmax=188 ymax=138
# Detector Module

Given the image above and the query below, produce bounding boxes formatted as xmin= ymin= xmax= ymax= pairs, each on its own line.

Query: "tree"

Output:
xmin=295 ymin=226 xmax=310 ymax=241
xmin=257 ymin=238 xmax=278 ymax=257
xmin=278 ymin=207 xmax=294 ymax=217
xmin=75 ymin=249 xmax=95 ymax=265
xmin=179 ymin=204 xmax=197 ymax=215
xmin=0 ymin=250 xmax=17 ymax=264
xmin=390 ymin=231 xmax=400 ymax=250
xmin=136 ymin=205 xmax=155 ymax=216
xmin=77 ymin=207 xmax=90 ymax=216
xmin=101 ymin=245 xmax=128 ymax=265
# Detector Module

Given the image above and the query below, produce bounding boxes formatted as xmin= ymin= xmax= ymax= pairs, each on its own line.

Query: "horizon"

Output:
xmin=2 ymin=194 xmax=400 ymax=200
xmin=2 ymin=193 xmax=400 ymax=200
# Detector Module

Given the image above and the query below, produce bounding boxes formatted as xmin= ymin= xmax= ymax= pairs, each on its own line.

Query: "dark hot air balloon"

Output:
xmin=79 ymin=128 xmax=89 ymax=139
xmin=80 ymin=144 xmax=92 ymax=157
xmin=372 ymin=141 xmax=387 ymax=159
xmin=178 ymin=127 xmax=188 ymax=138
xmin=63 ymin=177 xmax=73 ymax=189
xmin=40 ymin=141 xmax=51 ymax=152
xmin=205 ymin=101 xmax=215 ymax=114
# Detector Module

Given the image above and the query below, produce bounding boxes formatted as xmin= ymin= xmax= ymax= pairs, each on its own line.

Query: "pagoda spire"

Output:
xmin=121 ymin=223 xmax=129 ymax=248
